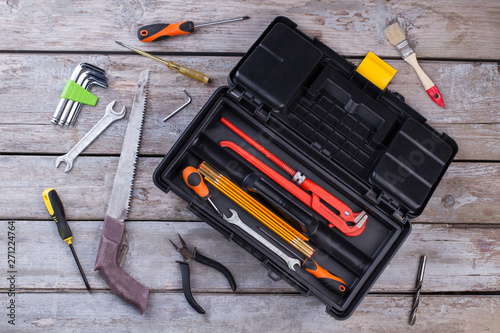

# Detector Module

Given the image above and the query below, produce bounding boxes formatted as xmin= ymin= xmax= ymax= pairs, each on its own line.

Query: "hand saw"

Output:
xmin=94 ymin=70 xmax=150 ymax=314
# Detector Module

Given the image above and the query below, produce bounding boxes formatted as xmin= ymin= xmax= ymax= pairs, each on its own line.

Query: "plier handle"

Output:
xmin=170 ymin=234 xmax=237 ymax=314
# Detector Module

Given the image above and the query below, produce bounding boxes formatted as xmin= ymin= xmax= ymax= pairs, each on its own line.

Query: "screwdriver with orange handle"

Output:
xmin=138 ymin=16 xmax=250 ymax=43
xmin=182 ymin=166 xmax=222 ymax=216
xmin=42 ymin=188 xmax=92 ymax=294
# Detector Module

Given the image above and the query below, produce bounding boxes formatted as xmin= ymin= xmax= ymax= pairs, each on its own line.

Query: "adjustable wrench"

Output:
xmin=56 ymin=101 xmax=126 ymax=172
xmin=223 ymin=209 xmax=301 ymax=271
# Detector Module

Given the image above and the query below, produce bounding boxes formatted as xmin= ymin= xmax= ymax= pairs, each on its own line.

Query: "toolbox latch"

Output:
xmin=229 ymin=85 xmax=273 ymax=122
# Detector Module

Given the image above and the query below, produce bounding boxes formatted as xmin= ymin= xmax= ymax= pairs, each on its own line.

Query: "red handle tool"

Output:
xmin=220 ymin=117 xmax=367 ymax=236
xmin=220 ymin=140 xmax=366 ymax=237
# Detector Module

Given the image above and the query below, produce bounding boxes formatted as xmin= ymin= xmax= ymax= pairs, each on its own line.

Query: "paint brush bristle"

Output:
xmin=384 ymin=23 xmax=407 ymax=46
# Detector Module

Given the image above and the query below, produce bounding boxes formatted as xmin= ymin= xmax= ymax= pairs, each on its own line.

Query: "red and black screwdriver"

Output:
xmin=43 ymin=188 xmax=92 ymax=293
xmin=137 ymin=16 xmax=250 ymax=43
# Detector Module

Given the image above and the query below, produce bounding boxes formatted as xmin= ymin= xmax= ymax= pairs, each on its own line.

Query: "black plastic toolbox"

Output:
xmin=153 ymin=17 xmax=458 ymax=319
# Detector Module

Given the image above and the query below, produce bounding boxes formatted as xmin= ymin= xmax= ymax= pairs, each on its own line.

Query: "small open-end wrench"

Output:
xmin=55 ymin=101 xmax=126 ymax=172
xmin=223 ymin=209 xmax=301 ymax=271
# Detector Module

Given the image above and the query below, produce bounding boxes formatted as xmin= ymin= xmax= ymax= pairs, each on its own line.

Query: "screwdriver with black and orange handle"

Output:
xmin=182 ymin=166 xmax=222 ymax=217
xmin=137 ymin=16 xmax=250 ymax=43
xmin=42 ymin=188 xmax=92 ymax=294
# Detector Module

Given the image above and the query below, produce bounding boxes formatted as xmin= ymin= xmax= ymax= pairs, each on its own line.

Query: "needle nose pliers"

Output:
xmin=170 ymin=234 xmax=237 ymax=314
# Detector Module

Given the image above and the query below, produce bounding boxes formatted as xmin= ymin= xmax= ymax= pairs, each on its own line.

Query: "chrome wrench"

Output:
xmin=55 ymin=101 xmax=126 ymax=172
xmin=223 ymin=209 xmax=301 ymax=271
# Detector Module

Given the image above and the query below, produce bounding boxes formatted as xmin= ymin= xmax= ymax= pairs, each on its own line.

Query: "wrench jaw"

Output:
xmin=222 ymin=208 xmax=239 ymax=224
xmin=223 ymin=209 xmax=302 ymax=272
xmin=111 ymin=106 xmax=127 ymax=118
xmin=353 ymin=211 xmax=368 ymax=229
xmin=55 ymin=156 xmax=73 ymax=173
xmin=287 ymin=258 xmax=301 ymax=272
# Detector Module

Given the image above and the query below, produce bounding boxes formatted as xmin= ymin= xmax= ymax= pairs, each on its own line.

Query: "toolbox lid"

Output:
xmin=227 ymin=16 xmax=457 ymax=220
xmin=233 ymin=22 xmax=322 ymax=109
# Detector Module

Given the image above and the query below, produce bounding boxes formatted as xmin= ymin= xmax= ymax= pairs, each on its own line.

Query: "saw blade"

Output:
xmin=106 ymin=69 xmax=149 ymax=221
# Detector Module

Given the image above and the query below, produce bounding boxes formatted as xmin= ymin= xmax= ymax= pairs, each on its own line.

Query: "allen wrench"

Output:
xmin=163 ymin=90 xmax=192 ymax=122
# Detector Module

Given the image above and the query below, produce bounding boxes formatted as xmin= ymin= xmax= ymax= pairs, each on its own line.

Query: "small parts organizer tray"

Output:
xmin=153 ymin=17 xmax=458 ymax=319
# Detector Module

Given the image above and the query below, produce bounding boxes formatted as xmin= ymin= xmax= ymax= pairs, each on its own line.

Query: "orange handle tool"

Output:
xmin=183 ymin=166 xmax=223 ymax=217
xmin=303 ymin=259 xmax=348 ymax=295
xmin=138 ymin=21 xmax=195 ymax=42
xmin=183 ymin=166 xmax=210 ymax=199
xmin=138 ymin=16 xmax=250 ymax=43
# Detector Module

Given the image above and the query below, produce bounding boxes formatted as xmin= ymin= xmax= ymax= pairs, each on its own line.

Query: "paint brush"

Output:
xmin=384 ymin=23 xmax=445 ymax=108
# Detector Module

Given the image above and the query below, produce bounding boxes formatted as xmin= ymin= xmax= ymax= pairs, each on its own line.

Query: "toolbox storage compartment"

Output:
xmin=153 ymin=17 xmax=457 ymax=319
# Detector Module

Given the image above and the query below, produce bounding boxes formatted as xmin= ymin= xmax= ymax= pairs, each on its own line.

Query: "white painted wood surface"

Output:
xmin=0 ymin=0 xmax=499 ymax=331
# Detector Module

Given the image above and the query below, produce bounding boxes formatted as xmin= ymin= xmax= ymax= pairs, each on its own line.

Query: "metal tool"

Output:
xmin=223 ymin=209 xmax=300 ymax=271
xmin=56 ymin=101 xmax=126 ymax=172
xmin=115 ymin=41 xmax=210 ymax=84
xmin=170 ymin=234 xmax=237 ymax=314
xmin=409 ymin=255 xmax=427 ymax=325
xmin=59 ymin=70 xmax=107 ymax=126
xmin=163 ymin=90 xmax=192 ymax=122
xmin=65 ymin=76 xmax=108 ymax=126
xmin=53 ymin=64 xmax=84 ymax=124
xmin=94 ymin=70 xmax=150 ymax=314
xmin=52 ymin=63 xmax=106 ymax=125
xmin=137 ymin=16 xmax=250 ymax=42
xmin=42 ymin=188 xmax=92 ymax=293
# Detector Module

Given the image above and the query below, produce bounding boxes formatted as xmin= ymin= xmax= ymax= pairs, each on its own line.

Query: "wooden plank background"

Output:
xmin=0 ymin=0 xmax=499 ymax=332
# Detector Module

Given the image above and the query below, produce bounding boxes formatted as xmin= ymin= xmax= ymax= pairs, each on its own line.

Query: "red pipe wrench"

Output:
xmin=219 ymin=121 xmax=367 ymax=236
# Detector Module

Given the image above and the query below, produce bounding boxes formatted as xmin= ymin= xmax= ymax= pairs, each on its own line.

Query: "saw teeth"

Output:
xmin=106 ymin=69 xmax=149 ymax=220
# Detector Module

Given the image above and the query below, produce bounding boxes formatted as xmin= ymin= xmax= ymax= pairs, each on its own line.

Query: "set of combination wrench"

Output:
xmin=52 ymin=63 xmax=107 ymax=126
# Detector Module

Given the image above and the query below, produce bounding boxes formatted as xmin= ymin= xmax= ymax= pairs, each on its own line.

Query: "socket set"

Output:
xmin=52 ymin=63 xmax=107 ymax=126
